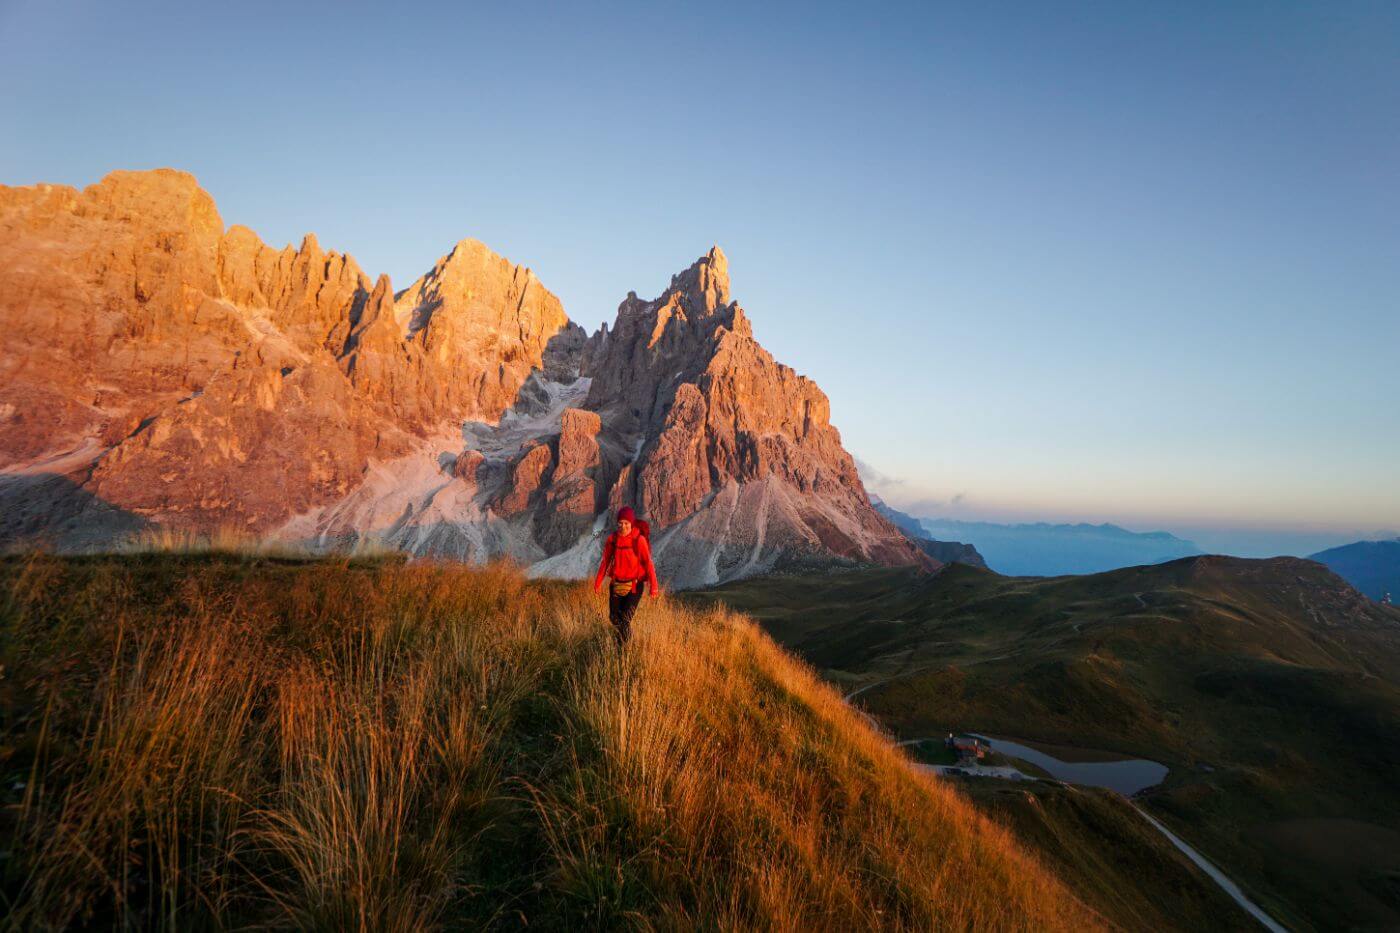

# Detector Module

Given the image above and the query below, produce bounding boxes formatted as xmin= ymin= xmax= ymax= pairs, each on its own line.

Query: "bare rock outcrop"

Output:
xmin=555 ymin=408 xmax=602 ymax=477
xmin=393 ymin=239 xmax=570 ymax=422
xmin=217 ymin=226 xmax=370 ymax=355
xmin=636 ymin=383 xmax=710 ymax=526
xmin=88 ymin=354 xmax=402 ymax=530
xmin=0 ymin=169 xmax=569 ymax=537
xmin=535 ymin=407 xmax=603 ymax=550
xmin=494 ymin=442 xmax=554 ymax=516
xmin=452 ymin=449 xmax=486 ymax=483
xmin=578 ymin=246 xmax=934 ymax=580
xmin=0 ymin=170 xmax=253 ymax=468
xmin=1 ymin=168 xmax=932 ymax=586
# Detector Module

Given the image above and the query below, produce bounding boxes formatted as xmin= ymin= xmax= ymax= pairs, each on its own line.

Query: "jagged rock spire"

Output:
xmin=578 ymin=246 xmax=933 ymax=582
xmin=0 ymin=171 xmax=930 ymax=585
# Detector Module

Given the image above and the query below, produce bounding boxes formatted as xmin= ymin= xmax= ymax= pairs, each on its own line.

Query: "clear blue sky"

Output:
xmin=2 ymin=0 xmax=1397 ymax=555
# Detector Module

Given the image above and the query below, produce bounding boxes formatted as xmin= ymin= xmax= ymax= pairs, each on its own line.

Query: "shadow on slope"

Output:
xmin=687 ymin=556 xmax=1400 ymax=932
xmin=0 ymin=472 xmax=148 ymax=550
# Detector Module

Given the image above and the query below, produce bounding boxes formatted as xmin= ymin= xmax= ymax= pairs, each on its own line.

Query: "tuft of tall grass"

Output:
xmin=118 ymin=525 xmax=407 ymax=562
xmin=0 ymin=554 xmax=1103 ymax=930
xmin=119 ymin=525 xmax=308 ymax=559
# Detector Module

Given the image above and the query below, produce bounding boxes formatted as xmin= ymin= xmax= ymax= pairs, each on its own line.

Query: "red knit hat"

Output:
xmin=617 ymin=506 xmax=636 ymax=523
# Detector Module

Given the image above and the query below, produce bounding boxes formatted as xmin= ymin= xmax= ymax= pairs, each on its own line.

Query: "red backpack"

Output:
xmin=610 ymin=521 xmax=650 ymax=581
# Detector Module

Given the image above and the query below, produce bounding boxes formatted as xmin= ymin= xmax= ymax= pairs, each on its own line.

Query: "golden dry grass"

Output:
xmin=118 ymin=525 xmax=401 ymax=560
xmin=0 ymin=553 xmax=1104 ymax=930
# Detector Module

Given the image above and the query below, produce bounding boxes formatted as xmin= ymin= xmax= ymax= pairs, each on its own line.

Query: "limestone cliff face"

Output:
xmin=0 ymin=170 xmax=251 ymax=468
xmin=0 ymin=168 xmax=932 ymax=586
xmin=394 ymin=238 xmax=569 ymax=421
xmin=217 ymin=226 xmax=370 ymax=355
xmin=87 ymin=355 xmax=390 ymax=530
xmin=0 ymin=169 xmax=564 ymax=532
xmin=576 ymin=247 xmax=933 ymax=581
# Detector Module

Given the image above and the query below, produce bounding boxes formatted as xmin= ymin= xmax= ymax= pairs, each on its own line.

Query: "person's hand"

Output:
xmin=649 ymin=588 xmax=661 ymax=599
xmin=593 ymin=580 xmax=601 ymax=594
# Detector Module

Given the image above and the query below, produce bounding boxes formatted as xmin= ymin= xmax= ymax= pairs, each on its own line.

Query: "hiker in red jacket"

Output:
xmin=593 ymin=506 xmax=660 ymax=645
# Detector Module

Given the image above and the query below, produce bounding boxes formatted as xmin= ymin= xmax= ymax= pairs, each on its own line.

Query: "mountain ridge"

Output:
xmin=1310 ymin=537 xmax=1400 ymax=602
xmin=916 ymin=515 xmax=1202 ymax=576
xmin=870 ymin=495 xmax=988 ymax=569
xmin=0 ymin=168 xmax=929 ymax=587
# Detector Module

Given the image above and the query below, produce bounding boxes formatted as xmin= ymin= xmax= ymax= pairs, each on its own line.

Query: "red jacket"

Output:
xmin=594 ymin=528 xmax=660 ymax=594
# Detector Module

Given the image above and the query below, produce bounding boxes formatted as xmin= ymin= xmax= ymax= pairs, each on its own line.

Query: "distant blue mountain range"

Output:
xmin=869 ymin=497 xmax=987 ymax=568
xmin=1309 ymin=539 xmax=1400 ymax=603
xmin=915 ymin=518 xmax=1203 ymax=576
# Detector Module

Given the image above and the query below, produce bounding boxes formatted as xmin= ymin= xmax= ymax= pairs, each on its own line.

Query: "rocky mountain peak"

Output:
xmin=391 ymin=236 xmax=569 ymax=422
xmin=349 ymin=273 xmax=397 ymax=349
xmin=666 ymin=244 xmax=730 ymax=313
xmin=84 ymin=168 xmax=224 ymax=239
xmin=1 ymin=169 xmax=932 ymax=588
xmin=567 ymin=247 xmax=935 ymax=584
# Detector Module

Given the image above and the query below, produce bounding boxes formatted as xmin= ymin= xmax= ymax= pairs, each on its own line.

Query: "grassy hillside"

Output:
xmin=951 ymin=780 xmax=1257 ymax=932
xmin=689 ymin=557 xmax=1400 ymax=931
xmin=0 ymin=552 xmax=1099 ymax=930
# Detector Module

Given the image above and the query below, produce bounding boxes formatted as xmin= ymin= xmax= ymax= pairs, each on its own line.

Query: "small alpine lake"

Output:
xmin=971 ymin=734 xmax=1169 ymax=796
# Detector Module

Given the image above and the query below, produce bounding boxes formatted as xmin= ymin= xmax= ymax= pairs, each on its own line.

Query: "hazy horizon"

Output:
xmin=3 ymin=0 xmax=1396 ymax=542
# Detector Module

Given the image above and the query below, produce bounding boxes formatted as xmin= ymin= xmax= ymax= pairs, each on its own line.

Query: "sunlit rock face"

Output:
xmin=575 ymin=246 xmax=934 ymax=584
xmin=0 ymin=169 xmax=932 ymax=586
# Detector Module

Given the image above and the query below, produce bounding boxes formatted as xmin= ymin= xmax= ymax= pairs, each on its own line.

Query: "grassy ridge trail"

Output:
xmin=0 ymin=552 xmax=1099 ymax=930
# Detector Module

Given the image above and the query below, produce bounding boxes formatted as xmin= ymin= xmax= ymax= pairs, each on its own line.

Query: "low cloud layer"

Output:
xmin=855 ymin=458 xmax=965 ymax=518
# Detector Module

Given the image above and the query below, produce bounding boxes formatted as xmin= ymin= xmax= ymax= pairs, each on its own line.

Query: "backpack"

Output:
xmin=610 ymin=521 xmax=650 ymax=582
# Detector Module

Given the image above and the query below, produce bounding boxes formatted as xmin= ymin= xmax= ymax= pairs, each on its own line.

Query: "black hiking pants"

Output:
xmin=608 ymin=581 xmax=645 ymax=645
